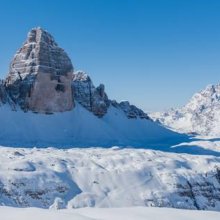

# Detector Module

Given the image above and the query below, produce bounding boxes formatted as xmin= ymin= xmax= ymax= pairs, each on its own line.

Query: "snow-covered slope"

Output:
xmin=1 ymin=206 xmax=220 ymax=220
xmin=0 ymin=145 xmax=220 ymax=210
xmin=150 ymin=84 xmax=220 ymax=137
xmin=0 ymin=103 xmax=187 ymax=147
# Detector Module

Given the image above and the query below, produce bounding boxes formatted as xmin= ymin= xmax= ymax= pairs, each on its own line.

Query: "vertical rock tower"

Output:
xmin=5 ymin=27 xmax=74 ymax=113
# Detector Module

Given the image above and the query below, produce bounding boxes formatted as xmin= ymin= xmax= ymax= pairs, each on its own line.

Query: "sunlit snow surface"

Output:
xmin=0 ymin=103 xmax=187 ymax=147
xmin=0 ymin=139 xmax=220 ymax=210
xmin=0 ymin=103 xmax=220 ymax=217
xmin=1 ymin=206 xmax=220 ymax=220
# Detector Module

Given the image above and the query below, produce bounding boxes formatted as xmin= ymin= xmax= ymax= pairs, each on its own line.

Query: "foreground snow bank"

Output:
xmin=0 ymin=206 xmax=220 ymax=220
xmin=0 ymin=145 xmax=220 ymax=210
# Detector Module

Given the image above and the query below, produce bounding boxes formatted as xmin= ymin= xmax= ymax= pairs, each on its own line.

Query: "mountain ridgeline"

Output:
xmin=0 ymin=27 xmax=187 ymax=147
xmin=1 ymin=27 xmax=148 ymax=119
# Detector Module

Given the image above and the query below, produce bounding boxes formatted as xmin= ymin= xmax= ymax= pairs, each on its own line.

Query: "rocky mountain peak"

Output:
xmin=150 ymin=83 xmax=220 ymax=136
xmin=5 ymin=27 xmax=74 ymax=113
xmin=27 ymin=27 xmax=58 ymax=47
xmin=184 ymin=84 xmax=220 ymax=112
xmin=0 ymin=27 xmax=150 ymax=120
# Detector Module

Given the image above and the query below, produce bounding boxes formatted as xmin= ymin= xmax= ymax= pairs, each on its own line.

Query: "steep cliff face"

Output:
xmin=5 ymin=27 xmax=74 ymax=113
xmin=0 ymin=80 xmax=7 ymax=105
xmin=72 ymin=71 xmax=110 ymax=117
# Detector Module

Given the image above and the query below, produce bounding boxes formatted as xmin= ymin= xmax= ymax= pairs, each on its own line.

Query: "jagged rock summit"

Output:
xmin=72 ymin=71 xmax=110 ymax=117
xmin=150 ymin=84 xmax=220 ymax=137
xmin=5 ymin=27 xmax=74 ymax=113
xmin=0 ymin=27 xmax=187 ymax=147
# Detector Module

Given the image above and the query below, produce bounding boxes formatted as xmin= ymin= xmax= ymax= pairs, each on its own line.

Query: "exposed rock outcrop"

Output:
xmin=72 ymin=71 xmax=149 ymax=119
xmin=111 ymin=100 xmax=150 ymax=119
xmin=72 ymin=71 xmax=110 ymax=117
xmin=5 ymin=27 xmax=74 ymax=113
xmin=0 ymin=80 xmax=8 ymax=105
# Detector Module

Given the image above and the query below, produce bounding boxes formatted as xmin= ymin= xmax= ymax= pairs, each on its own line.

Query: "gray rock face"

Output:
xmin=0 ymin=80 xmax=8 ymax=105
xmin=72 ymin=71 xmax=150 ymax=119
xmin=72 ymin=71 xmax=110 ymax=117
xmin=5 ymin=27 xmax=74 ymax=113
xmin=0 ymin=80 xmax=17 ymax=110
xmin=111 ymin=100 xmax=150 ymax=119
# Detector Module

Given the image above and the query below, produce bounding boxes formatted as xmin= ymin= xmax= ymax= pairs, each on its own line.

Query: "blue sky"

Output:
xmin=0 ymin=0 xmax=220 ymax=111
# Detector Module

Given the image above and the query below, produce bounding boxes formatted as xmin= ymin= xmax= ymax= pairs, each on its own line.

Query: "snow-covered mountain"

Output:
xmin=150 ymin=84 xmax=220 ymax=137
xmin=1 ymin=27 xmax=220 ymax=216
xmin=0 ymin=27 xmax=187 ymax=147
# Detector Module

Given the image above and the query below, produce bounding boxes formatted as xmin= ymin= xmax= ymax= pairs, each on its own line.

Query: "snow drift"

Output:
xmin=0 ymin=145 xmax=220 ymax=210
